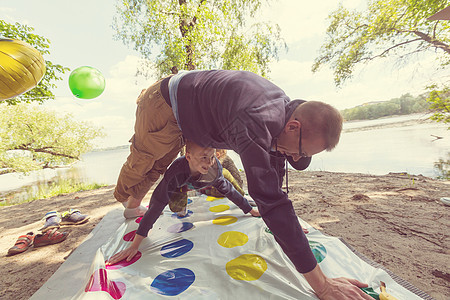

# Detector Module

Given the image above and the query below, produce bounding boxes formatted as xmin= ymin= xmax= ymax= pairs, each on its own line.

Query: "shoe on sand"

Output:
xmin=34 ymin=228 xmax=69 ymax=247
xmin=39 ymin=211 xmax=61 ymax=232
xmin=440 ymin=197 xmax=450 ymax=206
xmin=7 ymin=232 xmax=34 ymax=256
xmin=61 ymin=209 xmax=90 ymax=225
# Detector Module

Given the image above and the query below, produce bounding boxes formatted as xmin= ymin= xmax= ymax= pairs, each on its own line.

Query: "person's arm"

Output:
xmin=269 ymin=151 xmax=286 ymax=188
xmin=240 ymin=143 xmax=370 ymax=299
xmin=106 ymin=233 xmax=146 ymax=265
xmin=106 ymin=187 xmax=168 ymax=265
xmin=212 ymin=164 xmax=253 ymax=214
xmin=303 ymin=265 xmax=372 ymax=300
xmin=107 ymin=160 xmax=186 ymax=265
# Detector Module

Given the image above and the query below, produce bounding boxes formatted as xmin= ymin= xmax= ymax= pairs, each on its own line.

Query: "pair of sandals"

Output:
xmin=7 ymin=209 xmax=89 ymax=256
xmin=7 ymin=228 xmax=69 ymax=256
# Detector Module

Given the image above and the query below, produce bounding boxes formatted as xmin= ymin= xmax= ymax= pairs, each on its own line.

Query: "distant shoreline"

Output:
xmin=343 ymin=115 xmax=433 ymax=133
xmin=94 ymin=114 xmax=436 ymax=151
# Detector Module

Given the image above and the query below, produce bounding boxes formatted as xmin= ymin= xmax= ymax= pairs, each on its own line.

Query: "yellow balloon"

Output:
xmin=0 ymin=38 xmax=46 ymax=101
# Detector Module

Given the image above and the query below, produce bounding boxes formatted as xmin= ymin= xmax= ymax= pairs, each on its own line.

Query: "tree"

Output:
xmin=312 ymin=0 xmax=450 ymax=126
xmin=1 ymin=21 xmax=103 ymax=174
xmin=113 ymin=0 xmax=286 ymax=78
xmin=312 ymin=0 xmax=450 ymax=86
xmin=340 ymin=93 xmax=429 ymax=120
xmin=427 ymin=84 xmax=450 ymax=128
xmin=0 ymin=20 xmax=70 ymax=105
xmin=0 ymin=104 xmax=105 ymax=174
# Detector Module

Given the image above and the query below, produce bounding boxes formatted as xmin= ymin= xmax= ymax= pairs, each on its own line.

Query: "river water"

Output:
xmin=1 ymin=114 xmax=448 ymax=202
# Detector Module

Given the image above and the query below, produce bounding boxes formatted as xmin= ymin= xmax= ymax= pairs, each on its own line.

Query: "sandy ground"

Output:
xmin=0 ymin=171 xmax=449 ymax=300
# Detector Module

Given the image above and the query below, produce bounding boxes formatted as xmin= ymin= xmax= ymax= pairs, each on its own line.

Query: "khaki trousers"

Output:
xmin=114 ymin=78 xmax=183 ymax=202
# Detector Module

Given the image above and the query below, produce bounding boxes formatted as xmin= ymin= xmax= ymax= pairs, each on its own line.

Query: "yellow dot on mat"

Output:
xmin=209 ymin=204 xmax=230 ymax=212
xmin=226 ymin=254 xmax=267 ymax=281
xmin=217 ymin=231 xmax=248 ymax=248
xmin=206 ymin=196 xmax=224 ymax=202
xmin=212 ymin=216 xmax=237 ymax=225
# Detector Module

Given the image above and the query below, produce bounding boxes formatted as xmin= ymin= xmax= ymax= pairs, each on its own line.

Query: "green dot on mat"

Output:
xmin=361 ymin=287 xmax=380 ymax=299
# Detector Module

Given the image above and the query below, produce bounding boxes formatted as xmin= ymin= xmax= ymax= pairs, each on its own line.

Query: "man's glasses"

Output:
xmin=298 ymin=127 xmax=309 ymax=158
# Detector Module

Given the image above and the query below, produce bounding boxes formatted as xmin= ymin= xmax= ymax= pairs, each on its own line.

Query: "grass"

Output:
xmin=0 ymin=178 xmax=107 ymax=206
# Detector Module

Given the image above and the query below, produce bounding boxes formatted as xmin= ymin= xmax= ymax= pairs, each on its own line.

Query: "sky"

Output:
xmin=1 ymin=0 xmax=447 ymax=148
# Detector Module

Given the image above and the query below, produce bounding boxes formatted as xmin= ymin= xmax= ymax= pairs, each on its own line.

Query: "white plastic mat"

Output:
xmin=72 ymin=195 xmax=432 ymax=300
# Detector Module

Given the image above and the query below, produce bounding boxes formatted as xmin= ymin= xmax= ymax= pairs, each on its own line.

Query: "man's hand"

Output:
xmin=315 ymin=277 xmax=373 ymax=300
xmin=304 ymin=264 xmax=373 ymax=300
xmin=106 ymin=246 xmax=139 ymax=266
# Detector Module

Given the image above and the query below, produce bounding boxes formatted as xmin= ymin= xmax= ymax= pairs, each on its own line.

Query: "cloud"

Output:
xmin=103 ymin=55 xmax=154 ymax=103
xmin=0 ymin=7 xmax=18 ymax=24
xmin=84 ymin=114 xmax=134 ymax=144
xmin=268 ymin=50 xmax=445 ymax=110
xmin=260 ymin=0 xmax=363 ymax=43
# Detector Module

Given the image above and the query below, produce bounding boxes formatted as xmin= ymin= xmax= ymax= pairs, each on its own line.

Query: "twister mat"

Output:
xmin=73 ymin=195 xmax=431 ymax=300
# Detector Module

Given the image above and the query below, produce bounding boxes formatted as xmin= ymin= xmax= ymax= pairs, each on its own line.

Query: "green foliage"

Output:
xmin=0 ymin=178 xmax=106 ymax=206
xmin=0 ymin=104 xmax=105 ymax=174
xmin=341 ymin=93 xmax=429 ymax=120
xmin=27 ymin=179 xmax=106 ymax=204
xmin=312 ymin=0 xmax=450 ymax=87
xmin=113 ymin=0 xmax=286 ymax=78
xmin=0 ymin=20 xmax=70 ymax=104
xmin=426 ymin=84 xmax=450 ymax=128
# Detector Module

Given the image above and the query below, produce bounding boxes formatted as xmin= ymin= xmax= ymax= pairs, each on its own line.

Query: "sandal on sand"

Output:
xmin=61 ymin=209 xmax=90 ymax=225
xmin=39 ymin=211 xmax=61 ymax=232
xmin=34 ymin=228 xmax=69 ymax=247
xmin=7 ymin=232 xmax=34 ymax=256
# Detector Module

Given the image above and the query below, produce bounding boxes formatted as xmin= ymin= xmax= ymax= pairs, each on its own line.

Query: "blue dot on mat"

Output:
xmin=187 ymin=198 xmax=192 ymax=204
xmin=171 ymin=210 xmax=193 ymax=219
xmin=160 ymin=239 xmax=194 ymax=258
xmin=167 ymin=222 xmax=194 ymax=233
xmin=150 ymin=268 xmax=195 ymax=296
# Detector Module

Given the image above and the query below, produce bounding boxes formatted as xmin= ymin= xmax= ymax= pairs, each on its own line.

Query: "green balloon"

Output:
xmin=69 ymin=66 xmax=105 ymax=99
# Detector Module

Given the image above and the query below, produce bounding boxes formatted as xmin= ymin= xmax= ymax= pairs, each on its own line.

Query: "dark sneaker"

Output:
xmin=168 ymin=189 xmax=188 ymax=213
xmin=39 ymin=211 xmax=61 ymax=232
xmin=60 ymin=209 xmax=90 ymax=225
